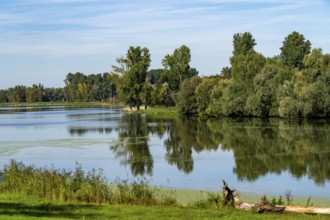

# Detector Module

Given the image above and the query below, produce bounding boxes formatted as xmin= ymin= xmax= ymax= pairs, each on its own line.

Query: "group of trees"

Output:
xmin=0 ymin=84 xmax=65 ymax=103
xmin=1 ymin=31 xmax=330 ymax=118
xmin=112 ymin=45 xmax=198 ymax=109
xmin=0 ymin=73 xmax=117 ymax=103
xmin=176 ymin=31 xmax=330 ymax=118
xmin=63 ymin=72 xmax=117 ymax=102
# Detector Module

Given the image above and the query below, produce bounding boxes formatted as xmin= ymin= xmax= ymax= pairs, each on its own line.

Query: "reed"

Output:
xmin=0 ymin=160 xmax=176 ymax=206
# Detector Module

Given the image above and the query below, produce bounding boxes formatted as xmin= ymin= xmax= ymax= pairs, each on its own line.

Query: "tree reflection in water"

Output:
xmin=208 ymin=118 xmax=330 ymax=185
xmin=70 ymin=113 xmax=330 ymax=184
xmin=110 ymin=114 xmax=153 ymax=176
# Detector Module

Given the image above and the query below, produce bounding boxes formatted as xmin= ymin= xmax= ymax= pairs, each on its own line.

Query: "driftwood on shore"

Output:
xmin=222 ymin=180 xmax=330 ymax=215
xmin=222 ymin=180 xmax=283 ymax=213
xmin=254 ymin=195 xmax=286 ymax=213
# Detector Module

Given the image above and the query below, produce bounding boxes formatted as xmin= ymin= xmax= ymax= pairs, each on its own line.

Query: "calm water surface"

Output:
xmin=0 ymin=106 xmax=330 ymax=199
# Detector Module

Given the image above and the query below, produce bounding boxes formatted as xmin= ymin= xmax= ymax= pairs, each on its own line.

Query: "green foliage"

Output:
xmin=0 ymin=89 xmax=8 ymax=103
xmin=271 ymin=196 xmax=284 ymax=206
xmin=43 ymin=88 xmax=65 ymax=102
xmin=232 ymin=32 xmax=256 ymax=56
xmin=8 ymin=85 xmax=26 ymax=102
xmin=219 ymin=34 xmax=266 ymax=116
xmin=220 ymin=67 xmax=232 ymax=79
xmin=176 ymin=76 xmax=202 ymax=114
xmin=206 ymin=79 xmax=231 ymax=116
xmin=195 ymin=77 xmax=219 ymax=114
xmin=190 ymin=31 xmax=329 ymax=118
xmin=113 ymin=178 xmax=163 ymax=205
xmin=162 ymin=45 xmax=195 ymax=92
xmin=280 ymin=31 xmax=311 ymax=69
xmin=136 ymin=107 xmax=178 ymax=116
xmin=220 ymin=81 xmax=248 ymax=116
xmin=116 ymin=46 xmax=151 ymax=109
xmin=26 ymin=83 xmax=44 ymax=102
xmin=188 ymin=192 xmax=223 ymax=209
xmin=147 ymin=69 xmax=164 ymax=84
xmin=245 ymin=62 xmax=278 ymax=116
xmin=0 ymin=160 xmax=111 ymax=204
xmin=149 ymin=83 xmax=174 ymax=106
xmin=275 ymin=48 xmax=330 ymax=118
xmin=64 ymin=72 xmax=116 ymax=103
xmin=231 ymin=50 xmax=266 ymax=85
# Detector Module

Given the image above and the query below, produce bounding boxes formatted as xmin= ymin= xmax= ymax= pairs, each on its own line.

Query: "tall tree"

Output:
xmin=116 ymin=46 xmax=151 ymax=109
xmin=220 ymin=32 xmax=266 ymax=116
xmin=162 ymin=45 xmax=193 ymax=91
xmin=280 ymin=31 xmax=311 ymax=69
xmin=232 ymin=32 xmax=256 ymax=56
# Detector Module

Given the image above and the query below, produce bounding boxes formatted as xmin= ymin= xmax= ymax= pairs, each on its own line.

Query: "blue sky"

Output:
xmin=1 ymin=0 xmax=330 ymax=88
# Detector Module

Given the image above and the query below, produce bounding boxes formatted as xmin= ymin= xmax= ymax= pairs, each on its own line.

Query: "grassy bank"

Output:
xmin=135 ymin=106 xmax=179 ymax=116
xmin=0 ymin=102 xmax=118 ymax=108
xmin=1 ymin=193 xmax=329 ymax=220
xmin=1 ymin=161 xmax=329 ymax=219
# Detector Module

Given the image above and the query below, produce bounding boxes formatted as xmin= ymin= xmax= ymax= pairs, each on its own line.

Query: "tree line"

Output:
xmin=1 ymin=31 xmax=330 ymax=117
xmin=177 ymin=31 xmax=330 ymax=118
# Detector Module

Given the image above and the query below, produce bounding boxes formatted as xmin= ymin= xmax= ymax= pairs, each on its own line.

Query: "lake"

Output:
xmin=0 ymin=106 xmax=330 ymax=200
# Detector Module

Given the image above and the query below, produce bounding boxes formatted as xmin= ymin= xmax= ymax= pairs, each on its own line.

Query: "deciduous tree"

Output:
xmin=280 ymin=31 xmax=311 ymax=69
xmin=162 ymin=45 xmax=193 ymax=92
xmin=115 ymin=46 xmax=151 ymax=109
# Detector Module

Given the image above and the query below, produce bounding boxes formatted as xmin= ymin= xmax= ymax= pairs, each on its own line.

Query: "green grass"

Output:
xmin=136 ymin=106 xmax=179 ymax=116
xmin=1 ymin=161 xmax=329 ymax=219
xmin=0 ymin=193 xmax=329 ymax=220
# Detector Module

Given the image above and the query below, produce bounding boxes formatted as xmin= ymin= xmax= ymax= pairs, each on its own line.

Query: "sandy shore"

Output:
xmin=123 ymin=106 xmax=146 ymax=112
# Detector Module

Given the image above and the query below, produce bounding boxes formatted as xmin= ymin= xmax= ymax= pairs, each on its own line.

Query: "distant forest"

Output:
xmin=1 ymin=31 xmax=330 ymax=118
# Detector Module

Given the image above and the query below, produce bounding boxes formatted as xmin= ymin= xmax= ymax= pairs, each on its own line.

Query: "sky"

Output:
xmin=1 ymin=0 xmax=330 ymax=89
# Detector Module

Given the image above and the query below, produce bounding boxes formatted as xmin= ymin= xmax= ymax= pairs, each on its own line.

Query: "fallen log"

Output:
xmin=233 ymin=188 xmax=330 ymax=215
xmin=222 ymin=181 xmax=330 ymax=215
xmin=254 ymin=195 xmax=285 ymax=213
xmin=284 ymin=206 xmax=330 ymax=215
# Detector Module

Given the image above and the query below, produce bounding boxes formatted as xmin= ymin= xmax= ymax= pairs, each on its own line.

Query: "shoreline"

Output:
xmin=168 ymin=188 xmax=330 ymax=207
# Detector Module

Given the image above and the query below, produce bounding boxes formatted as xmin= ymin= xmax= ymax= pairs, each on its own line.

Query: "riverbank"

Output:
xmin=0 ymin=101 xmax=118 ymax=107
xmin=124 ymin=106 xmax=179 ymax=116
xmin=0 ymin=160 xmax=329 ymax=218
xmin=172 ymin=189 xmax=330 ymax=207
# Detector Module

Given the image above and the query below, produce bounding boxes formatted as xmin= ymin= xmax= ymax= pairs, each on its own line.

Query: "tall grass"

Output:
xmin=0 ymin=160 xmax=176 ymax=206
xmin=188 ymin=192 xmax=223 ymax=209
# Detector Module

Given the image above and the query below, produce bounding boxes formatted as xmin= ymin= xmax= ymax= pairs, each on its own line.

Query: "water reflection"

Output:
xmin=110 ymin=114 xmax=153 ymax=176
xmin=211 ymin=118 xmax=330 ymax=185
xmin=66 ymin=112 xmax=330 ymax=184
xmin=165 ymin=117 xmax=219 ymax=174
xmin=68 ymin=127 xmax=114 ymax=136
